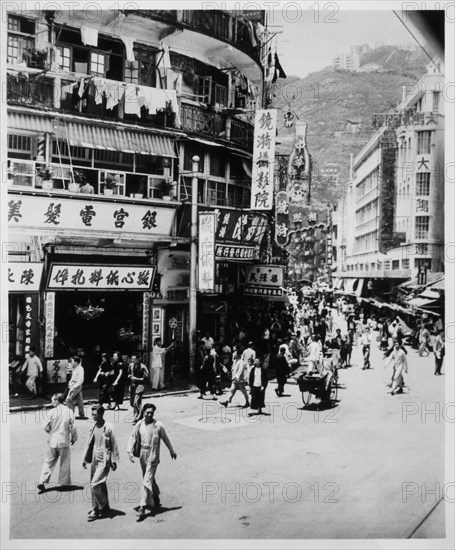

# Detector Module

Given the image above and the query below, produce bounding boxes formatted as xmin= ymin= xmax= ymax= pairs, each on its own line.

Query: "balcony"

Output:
xmin=129 ymin=10 xmax=262 ymax=65
xmin=180 ymin=103 xmax=253 ymax=149
xmin=7 ymin=73 xmax=254 ymax=150
xmin=7 ymin=73 xmax=54 ymax=108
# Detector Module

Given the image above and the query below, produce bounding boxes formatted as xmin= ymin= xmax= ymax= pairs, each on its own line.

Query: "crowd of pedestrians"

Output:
xmin=30 ymin=289 xmax=444 ymax=525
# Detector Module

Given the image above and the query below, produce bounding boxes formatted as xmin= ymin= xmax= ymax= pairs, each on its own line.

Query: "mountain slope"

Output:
xmin=272 ymin=46 xmax=428 ymax=206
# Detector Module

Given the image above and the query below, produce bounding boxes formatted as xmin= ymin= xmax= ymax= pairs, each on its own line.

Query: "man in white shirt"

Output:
xmin=306 ymin=335 xmax=322 ymax=374
xmin=24 ymin=347 xmax=43 ymax=399
xmin=150 ymin=338 xmax=174 ymax=390
xmin=65 ymin=356 xmax=87 ymax=419
xmin=242 ymin=342 xmax=256 ymax=365
xmin=200 ymin=331 xmax=215 ymax=350
xmin=37 ymin=393 xmax=78 ymax=492
xmin=221 ymin=349 xmax=249 ymax=408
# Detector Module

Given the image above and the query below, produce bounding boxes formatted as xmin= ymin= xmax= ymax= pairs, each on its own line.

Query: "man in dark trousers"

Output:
xmin=274 ymin=346 xmax=290 ymax=397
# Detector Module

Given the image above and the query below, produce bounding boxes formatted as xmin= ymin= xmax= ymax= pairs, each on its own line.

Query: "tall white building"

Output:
xmin=334 ymin=65 xmax=444 ymax=296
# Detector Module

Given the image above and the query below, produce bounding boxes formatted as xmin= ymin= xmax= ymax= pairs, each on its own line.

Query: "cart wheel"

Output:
xmin=301 ymin=390 xmax=312 ymax=407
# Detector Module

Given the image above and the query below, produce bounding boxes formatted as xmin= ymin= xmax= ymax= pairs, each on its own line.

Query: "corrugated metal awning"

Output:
xmin=8 ymin=111 xmax=176 ymax=157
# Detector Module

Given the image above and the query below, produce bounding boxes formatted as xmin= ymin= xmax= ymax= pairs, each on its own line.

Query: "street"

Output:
xmin=7 ymin=315 xmax=446 ymax=540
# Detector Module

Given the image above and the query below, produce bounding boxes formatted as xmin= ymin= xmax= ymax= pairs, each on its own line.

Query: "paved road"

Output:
xmin=6 ymin=314 xmax=447 ymax=540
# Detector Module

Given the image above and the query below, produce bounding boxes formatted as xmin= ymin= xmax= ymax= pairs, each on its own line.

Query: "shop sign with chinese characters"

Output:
xmin=250 ymin=109 xmax=277 ymax=210
xmin=274 ymin=190 xmax=328 ymax=247
xmin=142 ymin=292 xmax=151 ymax=351
xmin=24 ymin=295 xmax=39 ymax=354
xmin=47 ymin=264 xmax=155 ymax=291
xmin=244 ymin=265 xmax=283 ymax=296
xmin=44 ymin=292 xmax=55 ymax=357
xmin=198 ymin=212 xmax=216 ymax=292
xmin=7 ymin=193 xmax=176 ymax=236
xmin=8 ymin=262 xmax=44 ymax=292
xmin=215 ymin=244 xmax=256 ymax=260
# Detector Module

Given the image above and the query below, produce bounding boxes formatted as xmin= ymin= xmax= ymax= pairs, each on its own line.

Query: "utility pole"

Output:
xmin=189 ymin=155 xmax=200 ymax=377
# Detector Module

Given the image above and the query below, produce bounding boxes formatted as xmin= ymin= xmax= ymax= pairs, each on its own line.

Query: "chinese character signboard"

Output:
xmin=47 ymin=264 xmax=155 ymax=290
xmin=198 ymin=212 xmax=216 ymax=292
xmin=24 ymin=294 xmax=39 ymax=354
xmin=44 ymin=292 xmax=55 ymax=357
xmin=286 ymin=121 xmax=311 ymax=206
xmin=47 ymin=359 xmax=68 ymax=384
xmin=215 ymin=244 xmax=256 ymax=260
xmin=7 ymin=193 xmax=176 ymax=236
xmin=379 ymin=130 xmax=398 ymax=253
xmin=274 ymin=190 xmax=329 ymax=247
xmin=8 ymin=263 xmax=44 ymax=292
xmin=244 ymin=265 xmax=283 ymax=296
xmin=142 ymin=292 xmax=151 ymax=352
xmin=250 ymin=109 xmax=277 ymax=210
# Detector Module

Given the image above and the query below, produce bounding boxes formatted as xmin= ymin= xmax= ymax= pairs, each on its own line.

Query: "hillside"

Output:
xmin=272 ymin=45 xmax=428 ymax=206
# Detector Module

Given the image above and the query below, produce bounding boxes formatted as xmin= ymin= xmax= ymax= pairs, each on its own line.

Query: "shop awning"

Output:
xmin=407 ymin=297 xmax=437 ymax=308
xmin=353 ymin=278 xmax=364 ymax=297
xmin=345 ymin=278 xmax=357 ymax=293
xmin=419 ymin=289 xmax=441 ymax=300
xmin=8 ymin=111 xmax=177 ymax=157
xmin=56 ymin=122 xmax=177 ymax=157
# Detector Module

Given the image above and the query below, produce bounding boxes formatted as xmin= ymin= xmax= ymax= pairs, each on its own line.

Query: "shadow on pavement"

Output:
xmin=39 ymin=484 xmax=84 ymax=494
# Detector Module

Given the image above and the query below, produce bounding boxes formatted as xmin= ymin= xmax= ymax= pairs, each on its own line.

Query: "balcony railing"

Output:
xmin=130 ymin=10 xmax=262 ymax=63
xmin=180 ymin=104 xmax=226 ymax=137
xmin=7 ymin=73 xmax=254 ymax=150
xmin=7 ymin=73 xmax=54 ymax=108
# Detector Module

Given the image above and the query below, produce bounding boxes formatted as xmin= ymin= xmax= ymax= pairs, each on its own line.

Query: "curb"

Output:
xmin=9 ymin=386 xmax=200 ymax=413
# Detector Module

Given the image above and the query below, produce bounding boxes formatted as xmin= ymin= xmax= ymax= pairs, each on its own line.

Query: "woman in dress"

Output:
xmin=111 ymin=351 xmax=127 ymax=410
xmin=93 ymin=353 xmax=114 ymax=407
xmin=248 ymin=358 xmax=268 ymax=416
xmin=385 ymin=340 xmax=409 ymax=395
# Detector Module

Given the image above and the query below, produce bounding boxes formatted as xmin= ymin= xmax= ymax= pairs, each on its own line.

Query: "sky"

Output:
xmin=271 ymin=10 xmax=415 ymax=78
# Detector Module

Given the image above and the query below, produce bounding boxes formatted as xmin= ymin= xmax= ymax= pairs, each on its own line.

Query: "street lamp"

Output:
xmin=189 ymin=155 xmax=200 ymax=377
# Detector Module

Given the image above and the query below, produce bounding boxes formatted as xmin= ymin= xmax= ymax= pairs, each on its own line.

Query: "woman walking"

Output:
xmin=385 ymin=341 xmax=409 ymax=395
xmin=94 ymin=353 xmax=114 ymax=407
xmin=111 ymin=352 xmax=127 ymax=411
xmin=248 ymin=358 xmax=268 ymax=416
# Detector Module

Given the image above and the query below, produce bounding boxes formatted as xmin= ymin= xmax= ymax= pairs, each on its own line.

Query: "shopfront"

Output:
xmin=42 ymin=260 xmax=155 ymax=384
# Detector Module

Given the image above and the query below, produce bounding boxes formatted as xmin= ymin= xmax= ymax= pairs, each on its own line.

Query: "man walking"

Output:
xmin=221 ymin=349 xmax=249 ymax=408
xmin=82 ymin=405 xmax=119 ymax=521
xmin=23 ymin=347 xmax=43 ymax=399
xmin=274 ymin=346 xmax=290 ymax=397
xmin=360 ymin=327 xmax=373 ymax=370
xmin=434 ymin=329 xmax=445 ymax=375
xmin=65 ymin=356 xmax=87 ymax=419
xmin=127 ymin=403 xmax=177 ymax=522
xmin=128 ymin=355 xmax=149 ymax=423
xmin=37 ymin=393 xmax=78 ymax=492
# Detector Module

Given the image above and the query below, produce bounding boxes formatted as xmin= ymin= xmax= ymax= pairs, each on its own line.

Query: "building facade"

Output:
xmin=335 ymin=66 xmax=444 ymax=297
xmin=6 ymin=8 xmax=270 ymax=384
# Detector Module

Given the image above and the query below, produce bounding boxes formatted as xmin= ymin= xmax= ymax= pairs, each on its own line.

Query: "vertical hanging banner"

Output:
xmin=198 ymin=211 xmax=216 ymax=292
xmin=24 ymin=295 xmax=39 ymax=354
xmin=250 ymin=109 xmax=277 ymax=210
xmin=142 ymin=292 xmax=151 ymax=352
xmin=44 ymin=292 xmax=55 ymax=358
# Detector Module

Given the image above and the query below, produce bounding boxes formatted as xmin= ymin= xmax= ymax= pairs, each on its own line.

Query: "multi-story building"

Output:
xmin=333 ymin=52 xmax=360 ymax=73
xmin=335 ymin=65 xmax=444 ymax=297
xmin=5 ymin=9 xmax=268 ymax=384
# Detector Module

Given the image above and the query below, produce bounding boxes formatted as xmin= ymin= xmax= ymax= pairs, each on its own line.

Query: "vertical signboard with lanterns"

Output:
xmin=198 ymin=211 xmax=216 ymax=292
xmin=250 ymin=109 xmax=277 ymax=210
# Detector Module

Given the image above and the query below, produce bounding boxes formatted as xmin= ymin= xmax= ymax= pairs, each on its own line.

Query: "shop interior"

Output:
xmin=53 ymin=291 xmax=143 ymax=379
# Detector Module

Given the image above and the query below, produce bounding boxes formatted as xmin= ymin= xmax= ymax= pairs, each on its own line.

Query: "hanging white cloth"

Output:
xmin=124 ymin=83 xmax=141 ymax=115
xmin=80 ymin=27 xmax=98 ymax=47
xmin=120 ymin=36 xmax=135 ymax=63
xmin=93 ymin=77 xmax=107 ymax=104
xmin=105 ymin=80 xmax=125 ymax=110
